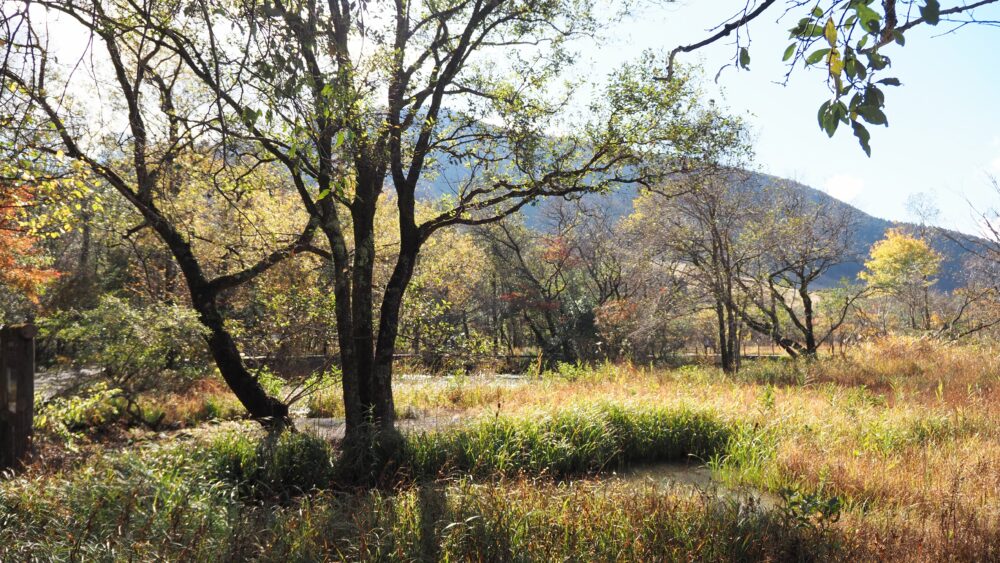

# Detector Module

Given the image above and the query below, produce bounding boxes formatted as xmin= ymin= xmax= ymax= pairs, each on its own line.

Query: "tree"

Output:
xmin=0 ymin=183 xmax=59 ymax=308
xmin=1 ymin=5 xmax=318 ymax=422
xmin=736 ymin=185 xmax=866 ymax=357
xmin=480 ymin=199 xmax=642 ymax=364
xmin=860 ymin=227 xmax=942 ymax=330
xmin=5 ymin=1 xmax=742 ymax=440
xmin=477 ymin=215 xmax=590 ymax=365
xmin=937 ymin=176 xmax=1000 ymax=339
xmin=597 ymin=205 xmax=692 ymax=360
xmin=630 ymin=171 xmax=758 ymax=372
xmin=137 ymin=2 xmax=742 ymax=439
xmin=401 ymin=219 xmax=494 ymax=364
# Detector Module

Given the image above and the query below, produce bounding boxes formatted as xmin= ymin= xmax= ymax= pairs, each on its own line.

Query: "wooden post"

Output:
xmin=0 ymin=324 xmax=37 ymax=473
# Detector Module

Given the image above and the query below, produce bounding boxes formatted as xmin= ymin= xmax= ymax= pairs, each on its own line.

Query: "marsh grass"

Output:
xmin=403 ymin=404 xmax=733 ymax=479
xmin=6 ymin=337 xmax=1000 ymax=561
xmin=0 ymin=443 xmax=849 ymax=562
xmin=209 ymin=431 xmax=336 ymax=501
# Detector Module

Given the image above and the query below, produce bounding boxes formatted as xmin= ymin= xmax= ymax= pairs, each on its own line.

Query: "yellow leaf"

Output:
xmin=824 ymin=18 xmax=838 ymax=47
xmin=828 ymin=50 xmax=844 ymax=77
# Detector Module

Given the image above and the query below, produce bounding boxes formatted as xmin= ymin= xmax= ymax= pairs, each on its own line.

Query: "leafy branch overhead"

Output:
xmin=667 ymin=0 xmax=999 ymax=155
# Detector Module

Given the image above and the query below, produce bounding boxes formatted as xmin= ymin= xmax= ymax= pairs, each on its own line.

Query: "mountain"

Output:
xmin=418 ymin=166 xmax=973 ymax=290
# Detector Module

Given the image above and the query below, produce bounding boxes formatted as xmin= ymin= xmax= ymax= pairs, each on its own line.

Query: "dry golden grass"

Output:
xmin=138 ymin=377 xmax=245 ymax=428
xmin=298 ymin=338 xmax=999 ymax=560
xmin=11 ymin=337 xmax=999 ymax=561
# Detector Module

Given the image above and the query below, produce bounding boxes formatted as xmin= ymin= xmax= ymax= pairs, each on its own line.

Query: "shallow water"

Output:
xmin=608 ymin=462 xmax=780 ymax=510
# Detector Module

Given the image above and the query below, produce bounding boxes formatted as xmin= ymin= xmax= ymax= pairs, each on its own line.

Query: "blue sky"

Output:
xmin=580 ymin=1 xmax=1000 ymax=233
xmin=33 ymin=1 xmax=1000 ymax=232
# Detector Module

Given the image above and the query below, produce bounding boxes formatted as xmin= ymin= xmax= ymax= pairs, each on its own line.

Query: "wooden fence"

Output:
xmin=0 ymin=324 xmax=36 ymax=473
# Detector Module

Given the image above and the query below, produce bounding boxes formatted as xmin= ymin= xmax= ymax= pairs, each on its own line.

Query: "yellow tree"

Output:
xmin=860 ymin=228 xmax=942 ymax=330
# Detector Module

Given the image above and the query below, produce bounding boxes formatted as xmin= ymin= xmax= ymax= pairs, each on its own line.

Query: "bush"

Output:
xmin=39 ymin=295 xmax=211 ymax=397
xmin=254 ymin=367 xmax=286 ymax=399
xmin=34 ymin=382 xmax=127 ymax=443
xmin=736 ymin=359 xmax=806 ymax=386
xmin=0 ymin=446 xmax=854 ymax=562
xmin=133 ymin=378 xmax=246 ymax=429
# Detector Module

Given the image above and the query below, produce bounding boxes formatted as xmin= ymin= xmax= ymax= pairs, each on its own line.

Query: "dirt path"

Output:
xmin=34 ymin=368 xmax=103 ymax=400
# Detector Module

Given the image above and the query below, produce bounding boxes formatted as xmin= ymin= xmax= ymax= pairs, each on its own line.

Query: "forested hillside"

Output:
xmin=426 ymin=166 xmax=972 ymax=289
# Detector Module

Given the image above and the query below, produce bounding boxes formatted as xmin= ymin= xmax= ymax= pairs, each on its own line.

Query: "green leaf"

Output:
xmin=790 ymin=19 xmax=825 ymax=38
xmin=818 ymin=101 xmax=842 ymax=137
xmin=812 ymin=6 xmax=824 ymax=18
xmin=877 ymin=77 xmax=901 ymax=86
xmin=855 ymin=4 xmax=881 ymax=32
xmin=739 ymin=47 xmax=751 ymax=69
xmin=824 ymin=18 xmax=838 ymax=47
xmin=849 ymin=92 xmax=863 ymax=112
xmin=868 ymin=52 xmax=889 ymax=70
xmin=241 ymin=107 xmax=259 ymax=126
xmin=845 ymin=57 xmax=857 ymax=79
xmin=920 ymin=0 xmax=940 ymax=25
xmin=817 ymin=100 xmax=832 ymax=131
xmin=857 ymin=105 xmax=888 ymax=126
xmin=893 ymin=30 xmax=906 ymax=46
xmin=832 ymin=100 xmax=848 ymax=122
xmin=852 ymin=121 xmax=871 ymax=156
xmin=783 ymin=43 xmax=797 ymax=62
xmin=805 ymin=48 xmax=831 ymax=65
xmin=824 ymin=114 xmax=839 ymax=137
xmin=864 ymin=84 xmax=885 ymax=107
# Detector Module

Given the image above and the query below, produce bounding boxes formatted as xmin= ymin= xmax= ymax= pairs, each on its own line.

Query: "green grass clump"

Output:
xmin=857 ymin=411 xmax=984 ymax=455
xmin=318 ymin=479 xmax=845 ymax=562
xmin=205 ymin=405 xmax=734 ymax=491
xmin=404 ymin=404 xmax=733 ymax=479
xmin=736 ymin=359 xmax=806 ymax=386
xmin=209 ymin=431 xmax=336 ymax=500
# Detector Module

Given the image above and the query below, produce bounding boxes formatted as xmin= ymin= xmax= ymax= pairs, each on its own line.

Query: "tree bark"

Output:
xmin=156 ymin=221 xmax=289 ymax=423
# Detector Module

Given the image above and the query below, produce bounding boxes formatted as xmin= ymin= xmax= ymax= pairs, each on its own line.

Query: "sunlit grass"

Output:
xmin=7 ymin=337 xmax=1000 ymax=560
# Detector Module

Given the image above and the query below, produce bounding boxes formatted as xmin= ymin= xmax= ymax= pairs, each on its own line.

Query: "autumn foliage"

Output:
xmin=0 ymin=184 xmax=59 ymax=301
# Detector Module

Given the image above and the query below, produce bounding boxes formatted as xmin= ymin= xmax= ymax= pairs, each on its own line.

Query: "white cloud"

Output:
xmin=822 ymin=174 xmax=865 ymax=202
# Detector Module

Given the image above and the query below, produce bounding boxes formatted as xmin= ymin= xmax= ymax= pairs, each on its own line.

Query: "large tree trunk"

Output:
xmin=370 ymin=247 xmax=419 ymax=432
xmin=715 ymin=300 xmax=732 ymax=372
xmin=801 ymin=287 xmax=818 ymax=357
xmin=317 ymin=202 xmax=363 ymax=434
xmin=190 ymin=286 xmax=288 ymax=421
xmin=726 ymin=301 xmax=741 ymax=372
xmin=160 ymin=224 xmax=288 ymax=423
xmin=348 ymin=204 xmax=378 ymax=435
